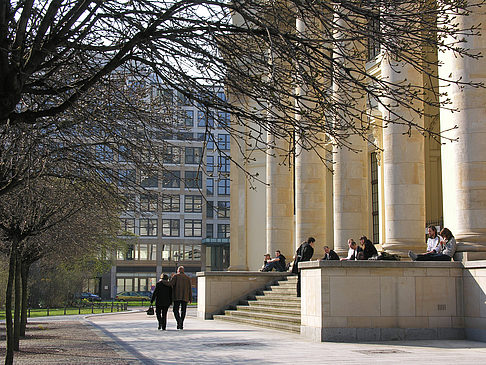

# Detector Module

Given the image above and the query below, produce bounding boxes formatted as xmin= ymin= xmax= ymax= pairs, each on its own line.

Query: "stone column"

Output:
xmin=381 ymin=59 xmax=426 ymax=256
xmin=438 ymin=5 xmax=486 ymax=255
xmin=228 ymin=95 xmax=249 ymax=271
xmin=332 ymin=12 xmax=369 ymax=257
xmin=294 ymin=18 xmax=330 ymax=256
xmin=266 ymin=130 xmax=294 ymax=259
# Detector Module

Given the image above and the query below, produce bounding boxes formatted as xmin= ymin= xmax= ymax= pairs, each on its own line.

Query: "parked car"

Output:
xmin=115 ymin=291 xmax=151 ymax=301
xmin=75 ymin=292 xmax=102 ymax=302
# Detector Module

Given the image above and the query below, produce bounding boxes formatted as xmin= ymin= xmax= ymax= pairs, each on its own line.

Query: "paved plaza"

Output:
xmin=75 ymin=308 xmax=486 ymax=365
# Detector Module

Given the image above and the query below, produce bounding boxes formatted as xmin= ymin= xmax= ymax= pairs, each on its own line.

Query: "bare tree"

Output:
xmin=0 ymin=177 xmax=120 ymax=364
xmin=0 ymin=1 xmax=482 ymax=183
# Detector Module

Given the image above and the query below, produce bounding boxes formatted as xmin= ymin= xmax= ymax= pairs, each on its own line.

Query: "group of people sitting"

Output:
xmin=259 ymin=226 xmax=457 ymax=274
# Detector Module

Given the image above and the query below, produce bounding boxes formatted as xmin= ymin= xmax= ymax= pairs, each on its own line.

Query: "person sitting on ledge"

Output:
xmin=321 ymin=246 xmax=340 ymax=260
xmin=262 ymin=250 xmax=286 ymax=272
xmin=408 ymin=228 xmax=457 ymax=261
xmin=341 ymin=239 xmax=362 ymax=261
xmin=357 ymin=235 xmax=378 ymax=260
xmin=260 ymin=253 xmax=271 ymax=271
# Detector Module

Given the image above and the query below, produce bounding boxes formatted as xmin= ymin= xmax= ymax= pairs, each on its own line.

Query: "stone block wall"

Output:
xmin=197 ymin=271 xmax=289 ymax=319
xmin=463 ymin=261 xmax=486 ymax=341
xmin=300 ymin=260 xmax=465 ymax=342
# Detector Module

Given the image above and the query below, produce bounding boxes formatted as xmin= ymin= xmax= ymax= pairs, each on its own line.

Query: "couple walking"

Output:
xmin=151 ymin=266 xmax=193 ymax=330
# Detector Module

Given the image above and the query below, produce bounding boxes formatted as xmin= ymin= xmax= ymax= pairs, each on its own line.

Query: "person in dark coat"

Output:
xmin=292 ymin=237 xmax=315 ymax=297
xmin=321 ymin=246 xmax=339 ymax=260
xmin=151 ymin=274 xmax=172 ymax=330
xmin=358 ymin=236 xmax=378 ymax=260
xmin=166 ymin=266 xmax=192 ymax=330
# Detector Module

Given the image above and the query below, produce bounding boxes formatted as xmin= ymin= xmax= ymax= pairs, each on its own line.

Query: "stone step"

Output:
xmin=248 ymin=299 xmax=300 ymax=308
xmin=264 ymin=287 xmax=297 ymax=294
xmin=224 ymin=309 xmax=300 ymax=324
xmin=258 ymin=291 xmax=299 ymax=299
xmin=213 ymin=314 xmax=300 ymax=333
xmin=235 ymin=305 xmax=301 ymax=317
xmin=254 ymin=294 xmax=300 ymax=303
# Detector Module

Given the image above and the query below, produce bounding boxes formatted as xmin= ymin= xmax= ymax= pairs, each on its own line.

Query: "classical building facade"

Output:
xmin=229 ymin=7 xmax=486 ymax=271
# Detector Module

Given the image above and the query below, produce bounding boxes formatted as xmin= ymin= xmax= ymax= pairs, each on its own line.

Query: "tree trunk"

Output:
xmin=5 ymin=240 xmax=17 ymax=365
xmin=20 ymin=261 xmax=30 ymax=337
xmin=14 ymin=253 xmax=22 ymax=351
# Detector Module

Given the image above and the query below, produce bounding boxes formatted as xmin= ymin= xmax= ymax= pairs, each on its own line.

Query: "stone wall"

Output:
xmin=300 ymin=260 xmax=465 ymax=341
xmin=463 ymin=261 xmax=486 ymax=341
xmin=197 ymin=271 xmax=289 ymax=319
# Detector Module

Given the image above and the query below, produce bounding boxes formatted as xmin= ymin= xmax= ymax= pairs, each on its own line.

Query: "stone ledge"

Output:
xmin=298 ymin=260 xmax=464 ymax=269
xmin=197 ymin=271 xmax=292 ymax=277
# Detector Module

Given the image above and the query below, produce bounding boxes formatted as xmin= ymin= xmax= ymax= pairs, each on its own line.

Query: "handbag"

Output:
xmin=146 ymin=305 xmax=154 ymax=315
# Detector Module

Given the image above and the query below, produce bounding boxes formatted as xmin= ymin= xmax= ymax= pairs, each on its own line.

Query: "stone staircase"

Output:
xmin=213 ymin=275 xmax=301 ymax=333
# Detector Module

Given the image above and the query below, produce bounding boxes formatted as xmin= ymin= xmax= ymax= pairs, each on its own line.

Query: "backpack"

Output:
xmin=377 ymin=251 xmax=401 ymax=261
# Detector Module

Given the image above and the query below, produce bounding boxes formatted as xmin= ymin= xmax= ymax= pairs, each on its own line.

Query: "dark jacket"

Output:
xmin=322 ymin=250 xmax=339 ymax=261
xmin=151 ymin=280 xmax=172 ymax=307
xmin=292 ymin=242 xmax=314 ymax=274
xmin=168 ymin=272 xmax=193 ymax=303
xmin=362 ymin=240 xmax=378 ymax=260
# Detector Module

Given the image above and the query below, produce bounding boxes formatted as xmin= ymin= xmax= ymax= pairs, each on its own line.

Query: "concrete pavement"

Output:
xmin=83 ymin=308 xmax=486 ymax=364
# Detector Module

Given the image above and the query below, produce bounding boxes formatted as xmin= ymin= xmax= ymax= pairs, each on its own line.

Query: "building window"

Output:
xmin=185 ymin=110 xmax=194 ymax=127
xmin=118 ymin=145 xmax=130 ymax=163
xmin=140 ymin=219 xmax=158 ymax=236
xmin=217 ymin=224 xmax=230 ymax=238
xmin=198 ymin=111 xmax=214 ymax=127
xmin=120 ymin=218 xmax=135 ymax=235
xmin=218 ymin=134 xmax=230 ymax=150
xmin=367 ymin=16 xmax=381 ymax=60
xmin=123 ymin=194 xmax=136 ymax=211
xmin=184 ymin=219 xmax=202 ymax=237
xmin=96 ymin=145 xmax=113 ymax=162
xmin=185 ymin=147 xmax=202 ymax=164
xmin=207 ymin=178 xmax=214 ymax=196
xmin=217 ymin=111 xmax=230 ymax=128
xmin=185 ymin=170 xmax=202 ymax=189
xmin=161 ymin=244 xmax=170 ymax=260
xmin=207 ymin=201 xmax=214 ymax=218
xmin=185 ymin=195 xmax=202 ymax=213
xmin=217 ymin=179 xmax=230 ymax=195
xmin=207 ymin=155 xmax=214 ymax=174
xmin=218 ymin=155 xmax=230 ymax=173
xmin=217 ymin=201 xmax=230 ymax=218
xmin=162 ymin=195 xmax=180 ymax=212
xmin=140 ymin=194 xmax=158 ymax=212
xmin=162 ymin=219 xmax=180 ymax=237
xmin=371 ymin=152 xmax=379 ymax=244
xmin=162 ymin=145 xmax=181 ymax=164
xmin=206 ymin=223 xmax=214 ymax=238
xmin=162 ymin=170 xmax=180 ymax=188
xmin=118 ymin=169 xmax=136 ymax=187
xmin=140 ymin=171 xmax=158 ymax=188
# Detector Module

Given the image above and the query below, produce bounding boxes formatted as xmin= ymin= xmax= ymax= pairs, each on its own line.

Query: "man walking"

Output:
xmin=168 ymin=266 xmax=192 ymax=330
